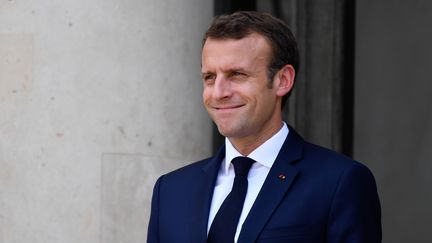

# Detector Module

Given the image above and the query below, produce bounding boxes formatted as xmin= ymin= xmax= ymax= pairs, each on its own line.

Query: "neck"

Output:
xmin=228 ymin=121 xmax=284 ymax=156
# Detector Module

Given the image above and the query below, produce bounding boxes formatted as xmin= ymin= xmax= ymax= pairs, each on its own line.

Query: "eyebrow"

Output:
xmin=226 ymin=67 xmax=249 ymax=73
xmin=201 ymin=67 xmax=249 ymax=76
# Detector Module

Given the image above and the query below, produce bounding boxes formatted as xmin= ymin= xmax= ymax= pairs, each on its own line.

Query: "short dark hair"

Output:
xmin=203 ymin=11 xmax=300 ymax=108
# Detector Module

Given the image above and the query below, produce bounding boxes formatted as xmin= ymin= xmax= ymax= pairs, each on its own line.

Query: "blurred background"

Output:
xmin=1 ymin=0 xmax=431 ymax=242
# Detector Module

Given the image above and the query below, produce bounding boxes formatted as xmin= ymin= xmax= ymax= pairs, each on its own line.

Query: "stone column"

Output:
xmin=0 ymin=0 xmax=213 ymax=242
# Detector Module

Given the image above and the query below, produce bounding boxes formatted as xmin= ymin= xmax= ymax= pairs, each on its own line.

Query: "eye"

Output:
xmin=229 ymin=71 xmax=247 ymax=80
xmin=202 ymin=73 xmax=216 ymax=84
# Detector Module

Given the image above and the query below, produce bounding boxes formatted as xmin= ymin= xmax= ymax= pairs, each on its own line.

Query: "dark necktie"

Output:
xmin=207 ymin=156 xmax=255 ymax=243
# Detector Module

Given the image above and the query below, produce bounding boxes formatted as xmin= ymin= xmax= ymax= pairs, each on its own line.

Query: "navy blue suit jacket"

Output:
xmin=147 ymin=128 xmax=381 ymax=243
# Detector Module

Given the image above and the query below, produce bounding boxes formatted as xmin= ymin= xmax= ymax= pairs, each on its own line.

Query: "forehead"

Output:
xmin=201 ymin=33 xmax=271 ymax=71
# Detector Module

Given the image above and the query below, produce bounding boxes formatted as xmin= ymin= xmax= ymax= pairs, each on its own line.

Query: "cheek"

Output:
xmin=202 ymin=88 xmax=211 ymax=105
xmin=253 ymin=89 xmax=276 ymax=110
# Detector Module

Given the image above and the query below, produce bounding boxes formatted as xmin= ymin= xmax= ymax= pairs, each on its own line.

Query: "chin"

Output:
xmin=215 ymin=124 xmax=234 ymax=137
xmin=216 ymin=124 xmax=247 ymax=139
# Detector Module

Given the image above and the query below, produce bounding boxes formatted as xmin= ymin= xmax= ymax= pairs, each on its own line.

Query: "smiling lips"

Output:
xmin=213 ymin=105 xmax=245 ymax=116
xmin=214 ymin=104 xmax=245 ymax=111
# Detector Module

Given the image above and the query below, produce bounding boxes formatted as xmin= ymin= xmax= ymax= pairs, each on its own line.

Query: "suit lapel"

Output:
xmin=238 ymin=128 xmax=304 ymax=243
xmin=189 ymin=146 xmax=225 ymax=243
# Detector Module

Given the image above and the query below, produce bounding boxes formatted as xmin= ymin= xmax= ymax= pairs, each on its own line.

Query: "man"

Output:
xmin=148 ymin=11 xmax=381 ymax=243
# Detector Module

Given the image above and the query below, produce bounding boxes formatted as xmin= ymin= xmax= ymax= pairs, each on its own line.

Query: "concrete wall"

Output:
xmin=0 ymin=1 xmax=213 ymax=242
xmin=355 ymin=1 xmax=432 ymax=242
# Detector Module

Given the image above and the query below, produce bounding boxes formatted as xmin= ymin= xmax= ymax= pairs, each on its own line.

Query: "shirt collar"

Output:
xmin=223 ymin=122 xmax=289 ymax=174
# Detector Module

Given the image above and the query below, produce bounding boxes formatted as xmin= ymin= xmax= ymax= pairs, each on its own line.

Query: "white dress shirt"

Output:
xmin=207 ymin=123 xmax=289 ymax=242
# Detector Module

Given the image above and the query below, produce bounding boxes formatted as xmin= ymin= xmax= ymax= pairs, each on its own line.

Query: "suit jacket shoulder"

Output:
xmin=238 ymin=128 xmax=381 ymax=243
xmin=147 ymin=147 xmax=225 ymax=243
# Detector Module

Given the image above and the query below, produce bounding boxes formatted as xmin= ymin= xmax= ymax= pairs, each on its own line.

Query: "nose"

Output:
xmin=213 ymin=76 xmax=232 ymax=100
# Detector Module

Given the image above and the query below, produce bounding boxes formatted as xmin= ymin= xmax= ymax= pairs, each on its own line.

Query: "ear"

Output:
xmin=274 ymin=64 xmax=295 ymax=97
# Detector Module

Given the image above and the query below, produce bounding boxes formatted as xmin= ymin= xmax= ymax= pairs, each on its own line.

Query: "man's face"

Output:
xmin=201 ymin=33 xmax=282 ymax=141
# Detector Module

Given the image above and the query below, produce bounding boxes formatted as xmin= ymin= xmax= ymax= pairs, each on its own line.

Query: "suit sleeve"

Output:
xmin=147 ymin=176 xmax=162 ymax=243
xmin=327 ymin=163 xmax=382 ymax=243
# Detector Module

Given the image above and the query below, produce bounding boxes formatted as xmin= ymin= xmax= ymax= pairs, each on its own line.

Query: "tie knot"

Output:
xmin=231 ymin=156 xmax=255 ymax=177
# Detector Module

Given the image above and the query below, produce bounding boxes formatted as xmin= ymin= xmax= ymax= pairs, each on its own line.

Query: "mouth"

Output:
xmin=214 ymin=104 xmax=245 ymax=111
